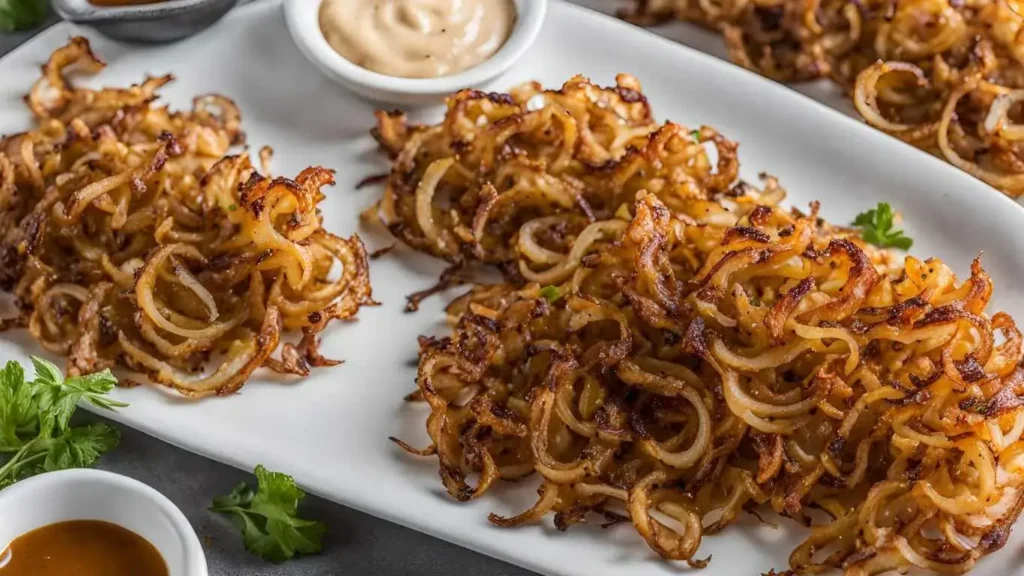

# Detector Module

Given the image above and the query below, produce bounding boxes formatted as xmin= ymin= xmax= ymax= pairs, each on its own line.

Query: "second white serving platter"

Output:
xmin=3 ymin=1 xmax=1024 ymax=575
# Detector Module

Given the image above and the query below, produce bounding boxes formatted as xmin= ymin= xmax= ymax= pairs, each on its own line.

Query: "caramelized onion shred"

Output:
xmin=0 ymin=38 xmax=375 ymax=397
xmin=383 ymin=76 xmax=1024 ymax=574
xmin=624 ymin=0 xmax=1024 ymax=197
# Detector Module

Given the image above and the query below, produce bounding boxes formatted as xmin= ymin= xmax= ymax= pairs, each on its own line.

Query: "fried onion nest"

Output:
xmin=622 ymin=0 xmax=1024 ymax=197
xmin=371 ymin=75 xmax=739 ymax=280
xmin=0 ymin=38 xmax=374 ymax=397
xmin=383 ymin=77 xmax=1024 ymax=573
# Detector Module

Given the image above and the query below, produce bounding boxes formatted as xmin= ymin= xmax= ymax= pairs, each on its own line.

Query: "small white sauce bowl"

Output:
xmin=0 ymin=469 xmax=207 ymax=576
xmin=283 ymin=0 xmax=547 ymax=105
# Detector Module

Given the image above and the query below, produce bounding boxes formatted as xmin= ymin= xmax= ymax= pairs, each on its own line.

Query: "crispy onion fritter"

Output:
xmin=622 ymin=0 xmax=1024 ymax=197
xmin=388 ymin=79 xmax=1024 ymax=574
xmin=370 ymin=75 xmax=739 ymax=281
xmin=0 ymin=38 xmax=374 ymax=397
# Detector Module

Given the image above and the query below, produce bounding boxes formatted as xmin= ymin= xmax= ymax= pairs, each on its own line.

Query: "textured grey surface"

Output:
xmin=0 ymin=2 xmax=632 ymax=575
xmin=82 ymin=412 xmax=534 ymax=576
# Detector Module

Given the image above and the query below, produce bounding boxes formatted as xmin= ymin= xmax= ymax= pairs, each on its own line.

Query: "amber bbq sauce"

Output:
xmin=0 ymin=520 xmax=168 ymax=576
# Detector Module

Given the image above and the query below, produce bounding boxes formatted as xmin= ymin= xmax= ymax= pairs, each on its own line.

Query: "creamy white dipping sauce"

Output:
xmin=318 ymin=0 xmax=517 ymax=79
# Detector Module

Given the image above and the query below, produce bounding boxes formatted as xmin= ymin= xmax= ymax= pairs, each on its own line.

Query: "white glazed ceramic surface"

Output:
xmin=2 ymin=1 xmax=1024 ymax=575
xmin=283 ymin=0 xmax=547 ymax=104
xmin=0 ymin=470 xmax=207 ymax=576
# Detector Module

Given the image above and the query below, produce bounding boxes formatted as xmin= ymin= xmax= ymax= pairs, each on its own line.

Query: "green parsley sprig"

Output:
xmin=539 ymin=285 xmax=562 ymax=303
xmin=211 ymin=465 xmax=326 ymax=564
xmin=0 ymin=0 xmax=46 ymax=32
xmin=0 ymin=357 xmax=126 ymax=489
xmin=852 ymin=202 xmax=913 ymax=250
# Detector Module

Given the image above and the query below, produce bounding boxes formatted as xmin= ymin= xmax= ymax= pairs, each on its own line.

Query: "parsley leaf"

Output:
xmin=0 ymin=357 xmax=124 ymax=489
xmin=0 ymin=361 xmax=39 ymax=450
xmin=30 ymin=358 xmax=127 ymax=432
xmin=539 ymin=285 xmax=561 ymax=303
xmin=211 ymin=465 xmax=326 ymax=564
xmin=43 ymin=423 xmax=120 ymax=472
xmin=29 ymin=356 xmax=63 ymax=388
xmin=851 ymin=202 xmax=913 ymax=250
xmin=213 ymin=481 xmax=256 ymax=509
xmin=0 ymin=0 xmax=46 ymax=33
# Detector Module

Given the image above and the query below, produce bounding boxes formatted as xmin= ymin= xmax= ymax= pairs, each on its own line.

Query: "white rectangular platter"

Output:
xmin=3 ymin=1 xmax=1024 ymax=575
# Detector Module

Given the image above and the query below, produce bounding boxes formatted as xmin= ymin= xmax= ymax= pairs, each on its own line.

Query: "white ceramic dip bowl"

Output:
xmin=283 ymin=0 xmax=547 ymax=105
xmin=0 ymin=469 xmax=207 ymax=576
